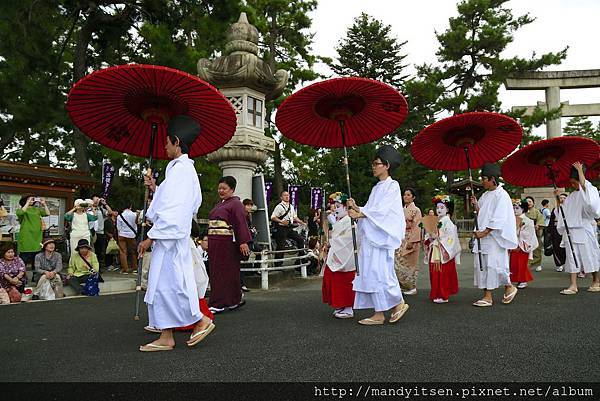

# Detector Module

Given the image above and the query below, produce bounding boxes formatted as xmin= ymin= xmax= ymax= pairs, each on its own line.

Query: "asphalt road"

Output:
xmin=1 ymin=253 xmax=599 ymax=383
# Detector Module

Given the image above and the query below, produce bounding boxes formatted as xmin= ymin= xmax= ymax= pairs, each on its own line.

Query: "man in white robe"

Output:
xmin=348 ymin=145 xmax=409 ymax=325
xmin=138 ymin=115 xmax=215 ymax=351
xmin=471 ymin=163 xmax=519 ymax=307
xmin=556 ymin=162 xmax=600 ymax=294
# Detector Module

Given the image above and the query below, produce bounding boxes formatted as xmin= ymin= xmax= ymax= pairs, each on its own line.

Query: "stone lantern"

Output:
xmin=198 ymin=12 xmax=288 ymax=200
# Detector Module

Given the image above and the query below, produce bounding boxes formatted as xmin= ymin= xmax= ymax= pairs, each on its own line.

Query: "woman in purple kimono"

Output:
xmin=208 ymin=176 xmax=252 ymax=313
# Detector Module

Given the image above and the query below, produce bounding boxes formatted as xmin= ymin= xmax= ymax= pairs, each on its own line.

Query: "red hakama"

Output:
xmin=428 ymin=259 xmax=459 ymax=301
xmin=322 ymin=265 xmax=355 ymax=308
xmin=509 ymin=248 xmax=534 ymax=283
xmin=175 ymin=299 xmax=215 ymax=331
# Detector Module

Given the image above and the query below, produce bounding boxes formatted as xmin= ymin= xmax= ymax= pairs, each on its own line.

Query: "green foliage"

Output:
xmin=330 ymin=13 xmax=408 ymax=88
xmin=563 ymin=116 xmax=600 ymax=141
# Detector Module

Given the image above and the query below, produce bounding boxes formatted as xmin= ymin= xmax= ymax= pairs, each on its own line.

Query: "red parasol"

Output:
xmin=66 ymin=64 xmax=237 ymax=159
xmin=502 ymin=136 xmax=600 ymax=273
xmin=275 ymin=77 xmax=408 ymax=148
xmin=275 ymin=77 xmax=408 ymax=275
xmin=501 ymin=136 xmax=600 ymax=187
xmin=66 ymin=64 xmax=237 ymax=320
xmin=411 ymin=112 xmax=522 ymax=171
xmin=411 ymin=112 xmax=523 ymax=272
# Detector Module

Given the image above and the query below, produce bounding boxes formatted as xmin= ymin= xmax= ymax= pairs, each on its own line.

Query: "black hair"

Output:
xmin=280 ymin=190 xmax=289 ymax=197
xmin=541 ymin=199 xmax=549 ymax=206
xmin=91 ymin=194 xmax=101 ymax=199
xmin=560 ymin=193 xmax=568 ymax=198
xmin=168 ymin=135 xmax=189 ymax=154
xmin=404 ymin=187 xmax=417 ymax=199
xmin=19 ymin=194 xmax=32 ymax=207
xmin=200 ymin=230 xmax=209 ymax=240
xmin=218 ymin=176 xmax=237 ymax=190
xmin=308 ymin=237 xmax=319 ymax=250
xmin=242 ymin=198 xmax=254 ymax=206
xmin=525 ymin=196 xmax=535 ymax=203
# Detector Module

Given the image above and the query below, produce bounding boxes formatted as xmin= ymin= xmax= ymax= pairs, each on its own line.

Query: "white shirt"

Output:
xmin=117 ymin=209 xmax=137 ymax=239
xmin=271 ymin=202 xmax=297 ymax=225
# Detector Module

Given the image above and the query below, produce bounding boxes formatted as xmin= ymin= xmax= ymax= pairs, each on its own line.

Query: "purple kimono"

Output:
xmin=208 ymin=196 xmax=252 ymax=309
xmin=0 ymin=257 xmax=26 ymax=290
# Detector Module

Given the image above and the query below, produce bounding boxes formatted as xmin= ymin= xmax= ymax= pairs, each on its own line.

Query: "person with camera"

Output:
xmin=92 ymin=195 xmax=113 ymax=271
xmin=271 ymin=191 xmax=307 ymax=267
xmin=64 ymin=199 xmax=98 ymax=261
xmin=16 ymin=195 xmax=50 ymax=269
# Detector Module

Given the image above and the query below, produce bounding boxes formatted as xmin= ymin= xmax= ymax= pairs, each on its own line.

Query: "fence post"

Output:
xmin=261 ymin=249 xmax=269 ymax=290
xmin=300 ymin=255 xmax=307 ymax=278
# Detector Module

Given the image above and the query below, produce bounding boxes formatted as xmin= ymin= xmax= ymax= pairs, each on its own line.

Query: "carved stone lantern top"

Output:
xmin=197 ymin=12 xmax=288 ymax=101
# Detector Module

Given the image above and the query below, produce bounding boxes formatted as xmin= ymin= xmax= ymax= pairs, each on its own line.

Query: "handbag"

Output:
xmin=271 ymin=203 xmax=291 ymax=234
xmin=7 ymin=286 xmax=21 ymax=303
xmin=80 ymin=255 xmax=101 ymax=296
xmin=106 ymin=238 xmax=119 ymax=255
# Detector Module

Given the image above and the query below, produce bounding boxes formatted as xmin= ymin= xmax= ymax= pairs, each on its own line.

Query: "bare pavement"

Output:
xmin=1 ymin=253 xmax=599 ymax=384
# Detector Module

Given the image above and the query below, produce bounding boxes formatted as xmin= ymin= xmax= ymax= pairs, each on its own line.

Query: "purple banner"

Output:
xmin=265 ymin=181 xmax=273 ymax=204
xmin=288 ymin=184 xmax=300 ymax=211
xmin=310 ymin=187 xmax=324 ymax=210
xmin=101 ymin=162 xmax=116 ymax=199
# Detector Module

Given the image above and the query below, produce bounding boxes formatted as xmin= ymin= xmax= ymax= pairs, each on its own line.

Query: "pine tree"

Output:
xmin=563 ymin=116 xmax=599 ymax=141
xmin=330 ymin=13 xmax=407 ymax=88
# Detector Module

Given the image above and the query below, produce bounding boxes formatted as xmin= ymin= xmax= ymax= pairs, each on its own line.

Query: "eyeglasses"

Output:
xmin=371 ymin=162 xmax=385 ymax=167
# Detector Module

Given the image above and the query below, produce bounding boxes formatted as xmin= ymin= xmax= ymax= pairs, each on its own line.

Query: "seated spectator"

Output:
xmin=0 ymin=242 xmax=26 ymax=303
xmin=306 ymin=237 xmax=321 ymax=276
xmin=33 ymin=238 xmax=64 ymax=299
xmin=67 ymin=239 xmax=100 ymax=295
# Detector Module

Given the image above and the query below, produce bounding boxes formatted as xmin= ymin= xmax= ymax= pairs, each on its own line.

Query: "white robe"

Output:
xmin=473 ymin=185 xmax=518 ymax=290
xmin=353 ymin=177 xmax=405 ymax=311
xmin=424 ymin=215 xmax=461 ymax=264
xmin=516 ymin=215 xmax=538 ymax=257
xmin=326 ymin=215 xmax=356 ymax=272
xmin=556 ymin=180 xmax=600 ymax=274
xmin=144 ymin=154 xmax=203 ymax=329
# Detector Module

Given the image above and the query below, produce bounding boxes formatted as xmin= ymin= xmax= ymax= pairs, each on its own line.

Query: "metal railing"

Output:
xmin=455 ymin=218 xmax=475 ymax=234
xmin=240 ymin=248 xmax=311 ymax=290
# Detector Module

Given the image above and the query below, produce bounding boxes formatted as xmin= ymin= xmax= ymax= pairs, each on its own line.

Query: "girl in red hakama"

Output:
xmin=510 ymin=199 xmax=538 ymax=289
xmin=321 ymin=192 xmax=356 ymax=318
xmin=424 ymin=195 xmax=461 ymax=303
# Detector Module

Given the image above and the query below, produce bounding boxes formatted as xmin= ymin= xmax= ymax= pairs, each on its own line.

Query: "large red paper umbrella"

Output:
xmin=66 ymin=64 xmax=237 ymax=320
xmin=276 ymin=77 xmax=409 ymax=275
xmin=66 ymin=64 xmax=237 ymax=159
xmin=502 ymin=136 xmax=600 ymax=273
xmin=501 ymin=136 xmax=600 ymax=187
xmin=276 ymin=77 xmax=408 ymax=148
xmin=411 ymin=112 xmax=522 ymax=171
xmin=411 ymin=112 xmax=523 ymax=271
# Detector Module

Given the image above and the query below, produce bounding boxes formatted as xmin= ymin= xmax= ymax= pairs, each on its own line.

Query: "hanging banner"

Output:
xmin=310 ymin=187 xmax=324 ymax=210
xmin=288 ymin=184 xmax=300 ymax=211
xmin=101 ymin=162 xmax=116 ymax=199
xmin=265 ymin=181 xmax=273 ymax=204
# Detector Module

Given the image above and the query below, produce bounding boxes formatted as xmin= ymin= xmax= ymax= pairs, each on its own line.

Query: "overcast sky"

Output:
xmin=309 ymin=0 xmax=600 ymax=134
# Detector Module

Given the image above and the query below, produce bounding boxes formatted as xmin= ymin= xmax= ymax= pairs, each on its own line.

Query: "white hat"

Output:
xmin=74 ymin=199 xmax=85 ymax=207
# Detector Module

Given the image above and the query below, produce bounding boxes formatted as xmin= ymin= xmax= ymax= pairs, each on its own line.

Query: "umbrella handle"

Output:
xmin=134 ymin=123 xmax=158 ymax=320
xmin=340 ymin=120 xmax=360 ymax=276
xmin=546 ymin=166 xmax=580 ymax=271
xmin=464 ymin=147 xmax=484 ymax=271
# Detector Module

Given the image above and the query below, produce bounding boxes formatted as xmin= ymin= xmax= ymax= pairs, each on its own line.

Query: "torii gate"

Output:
xmin=505 ymin=69 xmax=600 ymax=138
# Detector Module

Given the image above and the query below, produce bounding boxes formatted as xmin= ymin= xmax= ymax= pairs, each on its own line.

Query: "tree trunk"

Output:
xmin=273 ymin=139 xmax=283 ymax=197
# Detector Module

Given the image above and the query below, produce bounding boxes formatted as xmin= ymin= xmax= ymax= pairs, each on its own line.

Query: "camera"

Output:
xmin=34 ymin=197 xmax=41 ymax=203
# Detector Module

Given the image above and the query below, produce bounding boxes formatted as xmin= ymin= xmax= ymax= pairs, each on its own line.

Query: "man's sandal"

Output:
xmin=187 ymin=323 xmax=216 ymax=347
xmin=472 ymin=299 xmax=493 ymax=307
xmin=358 ymin=318 xmax=384 ymax=325
xmin=389 ymin=303 xmax=409 ymax=324
xmin=139 ymin=343 xmax=174 ymax=352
